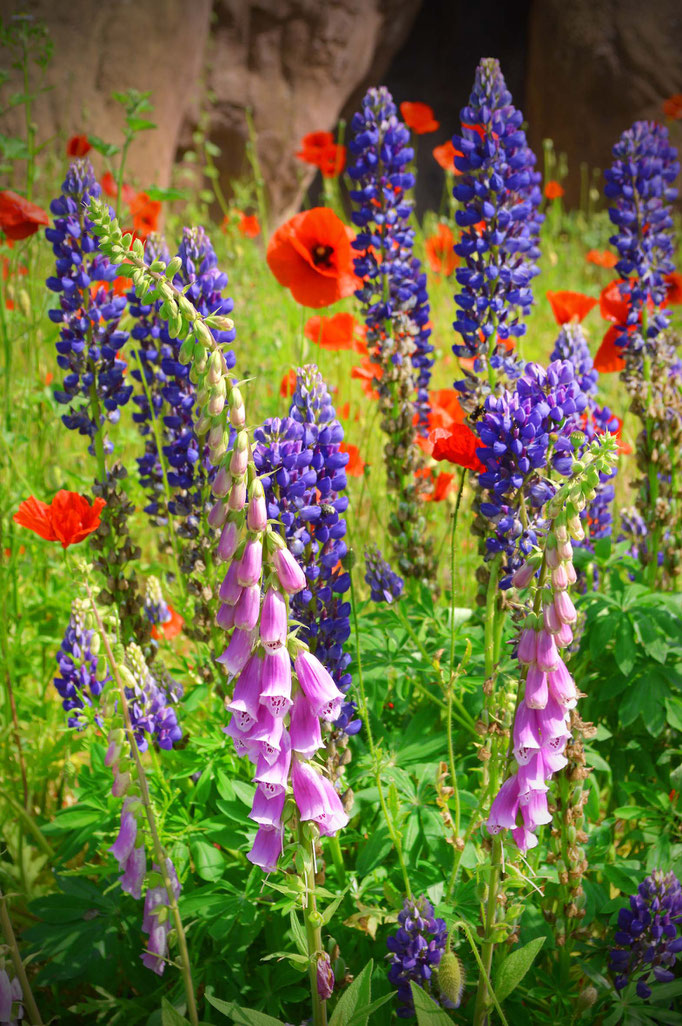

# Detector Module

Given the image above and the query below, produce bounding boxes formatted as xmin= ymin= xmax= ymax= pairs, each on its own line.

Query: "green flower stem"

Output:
xmin=350 ymin=568 xmax=412 ymax=897
xmin=326 ymin=834 xmax=346 ymax=886
xmin=298 ymin=824 xmax=327 ymax=1026
xmin=0 ymin=887 xmax=43 ymax=1025
xmin=448 ymin=469 xmax=467 ymax=680
xmin=84 ymin=581 xmax=199 ymax=1026
xmin=245 ymin=109 xmax=269 ymax=241
xmin=454 ymin=918 xmax=509 ymax=1026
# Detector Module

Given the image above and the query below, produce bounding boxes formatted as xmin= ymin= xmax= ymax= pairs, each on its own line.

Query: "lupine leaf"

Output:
xmin=409 ymin=984 xmax=452 ymax=1025
xmin=493 ymin=935 xmax=545 ymax=1003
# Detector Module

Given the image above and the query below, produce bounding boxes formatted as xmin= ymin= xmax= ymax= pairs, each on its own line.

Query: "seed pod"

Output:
xmin=437 ymin=950 xmax=464 ymax=1008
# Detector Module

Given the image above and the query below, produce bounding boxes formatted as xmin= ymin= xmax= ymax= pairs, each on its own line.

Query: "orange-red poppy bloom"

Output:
xmin=417 ymin=388 xmax=466 ymax=453
xmin=432 ymin=140 xmax=462 ymax=172
xmin=417 ymin=467 xmax=455 ymax=502
xmin=351 ymin=356 xmax=382 ymax=399
xmin=14 ymin=490 xmax=106 ymax=548
xmin=112 ymin=276 xmax=133 ymax=297
xmin=44 ymin=371 xmax=53 ymax=386
xmin=318 ymin=144 xmax=346 ymax=178
xmin=544 ymin=180 xmax=564 ymax=200
xmin=400 ymin=102 xmax=439 ymax=134
xmin=0 ymin=190 xmax=48 ymax=241
xmin=340 ymin=442 xmax=365 ymax=477
xmin=280 ymin=369 xmax=297 ymax=397
xmin=67 ymin=134 xmax=91 ymax=157
xmin=593 ymin=325 xmax=626 ymax=373
xmin=583 ymin=410 xmax=632 ymax=455
xmin=665 ymin=272 xmax=682 ymax=305
xmin=586 ymin=249 xmax=618 ymax=269
xmin=430 ymin=423 xmax=485 ymax=472
xmin=151 ymin=605 xmax=184 ymax=640
xmin=662 ymin=94 xmax=682 ymax=119
xmin=304 ymin=312 xmax=366 ymax=352
xmin=546 ymin=290 xmax=597 ymax=325
xmin=599 ymin=280 xmax=632 ymax=324
xmin=129 ymin=192 xmax=161 ymax=238
xmin=238 ymin=212 xmax=260 ymax=238
xmin=297 ymin=131 xmax=334 ymax=164
xmin=101 ymin=172 xmax=136 ymax=206
xmin=425 ymin=223 xmax=458 ymax=277
xmin=267 ymin=207 xmax=360 ymax=308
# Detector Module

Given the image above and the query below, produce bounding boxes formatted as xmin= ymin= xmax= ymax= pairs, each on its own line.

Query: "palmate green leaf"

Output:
xmin=408 ymin=984 xmax=452 ymax=1025
xmin=493 ymin=935 xmax=545 ymax=1003
xmin=329 ymin=959 xmax=373 ymax=1026
xmin=87 ymin=135 xmax=120 ymax=157
xmin=205 ymin=994 xmax=285 ymax=1025
xmin=144 ymin=185 xmax=188 ymax=201
xmin=161 ymin=998 xmax=191 ymax=1026
xmin=614 ymin=615 xmax=637 ymax=676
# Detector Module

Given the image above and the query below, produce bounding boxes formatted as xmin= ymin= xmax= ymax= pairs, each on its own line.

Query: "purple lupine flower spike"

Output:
xmin=364 ymin=544 xmax=404 ymax=604
xmin=387 ymin=895 xmax=454 ymax=1017
xmin=610 ymin=870 xmax=682 ymax=998
xmin=54 ymin=599 xmax=109 ymax=728
xmin=46 ymin=158 xmax=132 ymax=452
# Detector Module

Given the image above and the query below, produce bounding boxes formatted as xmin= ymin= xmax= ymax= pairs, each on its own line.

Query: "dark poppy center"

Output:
xmin=312 ymin=243 xmax=334 ymax=268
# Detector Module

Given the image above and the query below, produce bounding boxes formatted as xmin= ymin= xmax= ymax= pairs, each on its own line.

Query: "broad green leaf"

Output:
xmin=329 ymin=959 xmax=373 ymax=1026
xmin=126 ymin=116 xmax=157 ymax=133
xmin=190 ymin=838 xmax=224 ymax=882
xmin=205 ymin=994 xmax=285 ymax=1025
xmin=409 ymin=984 xmax=452 ymax=1025
xmin=289 ymin=910 xmax=308 ymax=956
xmin=145 ymin=185 xmax=188 ymax=202
xmin=87 ymin=135 xmax=120 ymax=156
xmin=493 ymin=935 xmax=545 ymax=1003
xmin=614 ymin=616 xmax=637 ymax=676
xmin=161 ymin=999 xmax=190 ymax=1026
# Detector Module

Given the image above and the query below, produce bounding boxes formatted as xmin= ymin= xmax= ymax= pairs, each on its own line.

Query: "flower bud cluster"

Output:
xmin=451 ymin=58 xmax=543 ymax=363
xmin=364 ymin=544 xmax=404 ymax=604
xmin=386 ymin=895 xmax=455 ymax=1017
xmin=604 ymin=121 xmax=679 ymax=357
xmin=54 ymin=598 xmax=109 ymax=728
xmin=348 ymin=86 xmax=434 ymax=434
xmin=610 ymin=870 xmax=682 ymax=998
xmin=46 ymin=159 xmax=132 ymax=448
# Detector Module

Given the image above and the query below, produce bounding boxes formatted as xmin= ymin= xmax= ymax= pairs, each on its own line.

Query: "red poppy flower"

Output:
xmin=339 ymin=401 xmax=350 ymax=420
xmin=318 ymin=144 xmax=346 ymax=178
xmin=267 ymin=207 xmax=360 ymax=308
xmin=417 ymin=388 xmax=466 ymax=454
xmin=280 ymin=369 xmax=297 ymax=397
xmin=425 ymin=223 xmax=458 ymax=277
xmin=593 ymin=325 xmax=626 ymax=373
xmin=416 ymin=467 xmax=455 ymax=502
xmin=546 ymin=290 xmax=597 ymax=325
xmin=340 ymin=442 xmax=365 ymax=477
xmin=151 ymin=605 xmax=184 ymax=640
xmin=432 ymin=140 xmax=462 ymax=173
xmin=238 ymin=212 xmax=260 ymax=238
xmin=304 ymin=312 xmax=365 ymax=352
xmin=67 ymin=134 xmax=91 ymax=157
xmin=0 ymin=190 xmax=49 ymax=241
xmin=583 ymin=409 xmax=632 ymax=455
xmin=351 ymin=356 xmax=382 ymax=399
xmin=297 ymin=131 xmax=335 ymax=165
xmin=463 ymin=123 xmax=487 ymax=140
xmin=430 ymin=423 xmax=485 ymax=472
xmin=101 ymin=172 xmax=136 ymax=206
xmin=544 ymin=180 xmax=564 ymax=200
xmin=586 ymin=249 xmax=618 ymax=269
xmin=665 ymin=272 xmax=682 ymax=305
xmin=400 ymin=102 xmax=439 ymax=134
xmin=600 ymin=280 xmax=632 ymax=323
xmin=14 ymin=490 xmax=106 ymax=548
xmin=129 ymin=192 xmax=161 ymax=238
xmin=112 ymin=276 xmax=133 ymax=297
xmin=44 ymin=371 xmax=53 ymax=386
xmin=662 ymin=94 xmax=682 ymax=119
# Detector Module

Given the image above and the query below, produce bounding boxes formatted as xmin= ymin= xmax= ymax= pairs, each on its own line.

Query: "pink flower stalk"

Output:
xmin=487 ymin=775 xmax=520 ymax=833
xmin=225 ymin=654 xmax=263 ymax=728
xmin=208 ymin=499 xmax=228 ymax=529
xmin=290 ymin=691 xmax=324 ymax=758
xmin=525 ymin=664 xmax=548 ymax=709
xmin=272 ymin=546 xmax=307 ymax=594
xmin=219 ymin=560 xmax=243 ymax=605
xmin=291 ymin=758 xmax=348 ymax=836
xmin=512 ymin=703 xmax=541 ymax=765
xmin=228 ymin=478 xmax=247 ymax=511
xmin=260 ymin=587 xmax=288 ymax=651
xmin=542 ymin=599 xmax=561 ymax=634
xmin=511 ymin=559 xmax=537 ymax=589
xmin=120 ymin=846 xmax=147 ymax=899
xmin=247 ymin=482 xmax=268 ymax=531
xmin=536 ymin=629 xmax=559 ymax=672
xmin=217 ymin=519 xmax=240 ymax=561
xmin=260 ymin=648 xmax=293 ymax=718
xmin=548 ymin=659 xmax=578 ymax=708
xmin=216 ymin=602 xmax=236 ymax=630
xmin=254 ymin=731 xmax=292 ymax=795
xmin=234 ymin=583 xmax=261 ymax=630
xmin=517 ymin=628 xmax=537 ymax=664
xmin=554 ymin=589 xmax=576 ymax=624
xmin=248 ymin=706 xmax=286 ymax=764
xmin=247 ymin=824 xmax=283 ymax=872
xmin=217 ymin=627 xmax=254 ymax=676
xmin=294 ymin=650 xmax=345 ymax=720
xmin=238 ymin=538 xmax=263 ymax=587
xmin=109 ymin=803 xmax=138 ymax=867
xmin=249 ymin=785 xmax=286 ymax=828
xmin=556 ymin=621 xmax=573 ymax=648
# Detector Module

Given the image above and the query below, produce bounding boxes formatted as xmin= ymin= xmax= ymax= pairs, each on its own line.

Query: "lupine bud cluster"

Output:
xmin=54 ymin=598 xmax=108 ymax=728
xmin=253 ymin=366 xmax=359 ymax=739
xmin=487 ymin=438 xmax=618 ymax=851
xmin=386 ymin=895 xmax=455 ymax=1018
xmin=451 ymin=58 xmax=543 ymax=364
xmin=348 ymin=85 xmax=434 ymax=435
xmin=129 ymin=226 xmax=236 ymax=527
xmin=144 ymin=575 xmax=170 ymax=628
xmin=475 ymin=360 xmax=588 ymax=588
xmin=604 ymin=121 xmax=679 ymax=357
xmin=364 ymin=544 xmax=404 ymax=604
xmin=46 ymin=159 xmax=131 ymax=449
xmin=610 ymin=870 xmax=682 ymax=998
xmin=123 ymin=643 xmax=183 ymax=752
